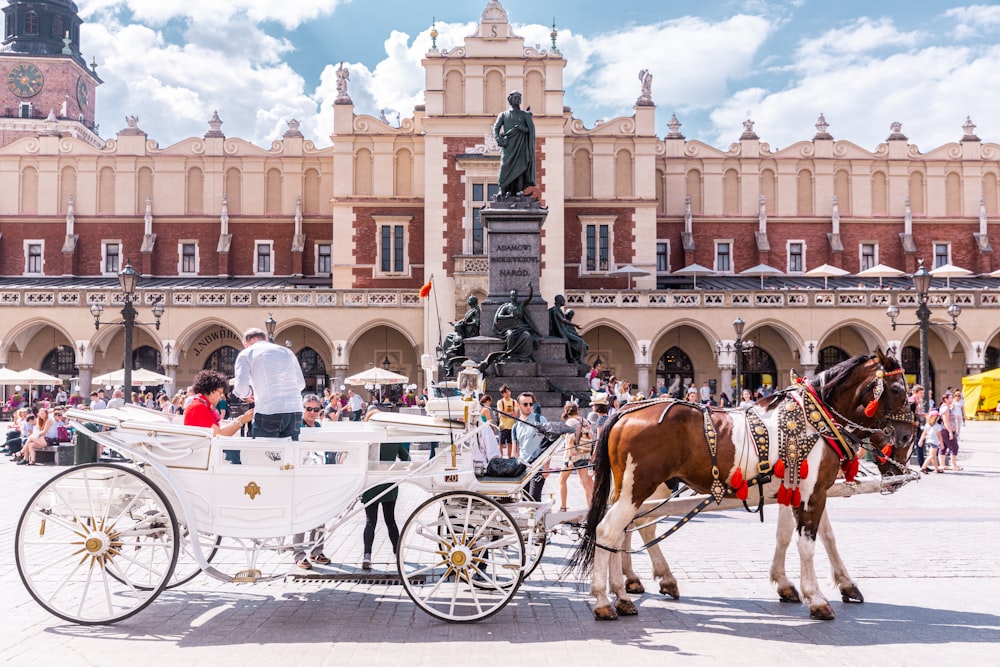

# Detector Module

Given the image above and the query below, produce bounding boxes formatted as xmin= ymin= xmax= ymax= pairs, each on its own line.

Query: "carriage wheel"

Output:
xmin=15 ymin=463 xmax=179 ymax=625
xmin=397 ymin=491 xmax=524 ymax=623
xmin=164 ymin=528 xmax=220 ymax=589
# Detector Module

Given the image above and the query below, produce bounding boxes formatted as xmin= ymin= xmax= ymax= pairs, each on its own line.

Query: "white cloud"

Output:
xmin=945 ymin=4 xmax=1000 ymax=40
xmin=79 ymin=0 xmax=346 ymax=29
xmin=793 ymin=17 xmax=923 ymax=71
xmin=574 ymin=15 xmax=775 ymax=119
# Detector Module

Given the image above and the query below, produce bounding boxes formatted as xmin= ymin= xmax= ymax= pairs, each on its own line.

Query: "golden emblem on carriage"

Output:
xmin=244 ymin=481 xmax=261 ymax=500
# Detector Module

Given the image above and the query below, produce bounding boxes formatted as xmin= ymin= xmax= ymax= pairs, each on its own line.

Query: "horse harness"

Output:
xmin=600 ymin=364 xmax=909 ymax=555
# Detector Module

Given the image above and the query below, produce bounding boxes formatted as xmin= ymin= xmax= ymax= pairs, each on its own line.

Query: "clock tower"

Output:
xmin=0 ymin=0 xmax=102 ymax=147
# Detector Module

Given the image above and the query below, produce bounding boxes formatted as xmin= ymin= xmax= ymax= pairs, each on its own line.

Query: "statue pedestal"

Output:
xmin=480 ymin=197 xmax=548 ymax=338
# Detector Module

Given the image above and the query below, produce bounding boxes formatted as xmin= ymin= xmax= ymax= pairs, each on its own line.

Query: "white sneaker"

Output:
xmin=362 ymin=554 xmax=372 ymax=570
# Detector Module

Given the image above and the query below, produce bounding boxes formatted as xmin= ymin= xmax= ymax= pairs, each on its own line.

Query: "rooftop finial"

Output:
xmin=550 ymin=18 xmax=559 ymax=52
xmin=430 ymin=17 xmax=438 ymax=50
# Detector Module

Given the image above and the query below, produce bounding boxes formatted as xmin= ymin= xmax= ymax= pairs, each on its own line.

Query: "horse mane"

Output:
xmin=809 ymin=352 xmax=903 ymax=403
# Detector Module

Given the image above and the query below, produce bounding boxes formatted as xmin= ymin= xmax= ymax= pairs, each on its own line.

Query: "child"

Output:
xmin=918 ymin=409 xmax=944 ymax=474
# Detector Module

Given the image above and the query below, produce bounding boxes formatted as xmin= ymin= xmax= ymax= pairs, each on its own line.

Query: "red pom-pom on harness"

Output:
xmin=864 ymin=399 xmax=879 ymax=417
xmin=774 ymin=459 xmax=786 ymax=479
xmin=736 ymin=483 xmax=749 ymax=501
xmin=844 ymin=457 xmax=859 ymax=482
xmin=799 ymin=460 xmax=808 ymax=480
xmin=791 ymin=487 xmax=802 ymax=508
xmin=730 ymin=468 xmax=744 ymax=489
xmin=777 ymin=484 xmax=790 ymax=505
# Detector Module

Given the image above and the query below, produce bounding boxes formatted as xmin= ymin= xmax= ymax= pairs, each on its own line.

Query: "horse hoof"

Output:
xmin=810 ymin=604 xmax=836 ymax=620
xmin=625 ymin=579 xmax=645 ymax=595
xmin=615 ymin=598 xmax=639 ymax=616
xmin=594 ymin=605 xmax=619 ymax=621
xmin=777 ymin=585 xmax=801 ymax=603
xmin=660 ymin=581 xmax=680 ymax=599
xmin=840 ymin=585 xmax=864 ymax=603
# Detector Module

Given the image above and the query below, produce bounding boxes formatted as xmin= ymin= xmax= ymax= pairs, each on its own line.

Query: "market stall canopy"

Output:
xmin=739 ymin=263 xmax=784 ymax=289
xmin=92 ymin=368 xmax=174 ymax=386
xmin=12 ymin=368 xmax=63 ymax=385
xmin=929 ymin=262 xmax=973 ymax=288
xmin=609 ymin=264 xmax=651 ymax=290
xmin=344 ymin=368 xmax=409 ymax=385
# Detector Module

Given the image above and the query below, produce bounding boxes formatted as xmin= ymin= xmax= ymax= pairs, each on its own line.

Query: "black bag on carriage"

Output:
xmin=485 ymin=456 xmax=525 ymax=477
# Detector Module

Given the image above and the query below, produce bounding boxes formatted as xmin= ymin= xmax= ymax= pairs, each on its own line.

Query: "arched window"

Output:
xmin=41 ymin=346 xmax=76 ymax=376
xmin=834 ymin=169 xmax=851 ymax=215
xmin=524 ymin=70 xmax=544 ymax=112
xmin=909 ymin=172 xmax=926 ymax=216
xmin=984 ymin=173 xmax=998 ymax=217
xmin=301 ymin=167 xmax=320 ymax=213
xmin=297 ymin=347 xmax=327 ymax=376
xmin=797 ymin=169 xmax=814 ymax=216
xmin=739 ymin=346 xmax=777 ymax=395
xmin=265 ymin=168 xmax=281 ymax=214
xmin=186 ymin=167 xmax=204 ymax=214
xmin=204 ymin=346 xmax=239 ymax=377
xmin=444 ymin=70 xmax=464 ymax=114
xmin=137 ymin=167 xmax=153 ymax=212
xmin=872 ymin=171 xmax=888 ymax=216
xmin=25 ymin=11 xmax=38 ymax=35
xmin=945 ymin=172 xmax=962 ymax=217
xmin=986 ymin=345 xmax=1000 ymax=371
xmin=484 ymin=69 xmax=504 ymax=115
xmin=816 ymin=345 xmax=849 ymax=373
xmin=760 ymin=169 xmax=776 ymax=214
xmin=59 ymin=166 xmax=76 ymax=214
xmin=21 ymin=166 xmax=38 ymax=214
xmin=685 ymin=169 xmax=703 ymax=214
xmin=614 ymin=149 xmax=633 ymax=197
xmin=902 ymin=345 xmax=934 ymax=395
xmin=723 ymin=168 xmax=740 ymax=215
xmin=354 ymin=148 xmax=373 ymax=196
xmin=98 ymin=166 xmax=115 ymax=214
xmin=52 ymin=15 xmax=64 ymax=39
xmin=225 ymin=167 xmax=242 ymax=214
xmin=394 ymin=149 xmax=412 ymax=196
xmin=132 ymin=345 xmax=164 ymax=374
xmin=656 ymin=345 xmax=694 ymax=395
xmin=655 ymin=168 xmax=665 ymax=214
xmin=573 ymin=149 xmax=592 ymax=198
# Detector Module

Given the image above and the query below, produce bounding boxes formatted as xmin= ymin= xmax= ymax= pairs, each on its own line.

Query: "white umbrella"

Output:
xmin=929 ymin=262 xmax=973 ymax=288
xmin=12 ymin=368 xmax=63 ymax=385
xmin=344 ymin=367 xmax=409 ymax=386
xmin=989 ymin=268 xmax=1000 ymax=278
xmin=673 ymin=263 xmax=715 ymax=288
xmin=92 ymin=368 xmax=174 ymax=386
xmin=739 ymin=263 xmax=784 ymax=289
xmin=804 ymin=263 xmax=850 ymax=289
xmin=0 ymin=367 xmax=25 ymax=383
xmin=856 ymin=263 xmax=904 ymax=288
xmin=610 ymin=264 xmax=651 ymax=290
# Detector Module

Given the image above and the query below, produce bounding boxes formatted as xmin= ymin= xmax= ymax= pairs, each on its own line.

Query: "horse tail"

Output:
xmin=565 ymin=410 xmax=620 ymax=577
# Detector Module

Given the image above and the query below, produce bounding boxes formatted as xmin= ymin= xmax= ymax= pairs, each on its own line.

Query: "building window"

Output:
xmin=656 ymin=240 xmax=670 ymax=274
xmin=24 ymin=241 xmax=43 ymax=274
xmin=316 ymin=243 xmax=332 ymax=275
xmin=581 ymin=216 xmax=614 ymax=274
xmin=933 ymin=243 xmax=950 ymax=268
xmin=19 ymin=102 xmax=31 ymax=119
xmin=102 ymin=242 xmax=121 ymax=275
xmin=860 ymin=243 xmax=877 ymax=271
xmin=470 ymin=182 xmax=499 ymax=255
xmin=178 ymin=242 xmax=198 ymax=275
xmin=52 ymin=15 xmax=64 ymax=39
xmin=25 ymin=11 xmax=38 ymax=35
xmin=255 ymin=241 xmax=273 ymax=275
xmin=787 ymin=241 xmax=804 ymax=273
xmin=715 ymin=240 xmax=732 ymax=273
xmin=374 ymin=216 xmax=411 ymax=277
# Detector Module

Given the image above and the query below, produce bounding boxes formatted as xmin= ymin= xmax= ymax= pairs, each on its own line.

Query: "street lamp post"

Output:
xmin=886 ymin=259 xmax=961 ymax=412
xmin=733 ymin=317 xmax=745 ymax=399
xmin=91 ymin=260 xmax=164 ymax=396
xmin=265 ymin=313 xmax=277 ymax=342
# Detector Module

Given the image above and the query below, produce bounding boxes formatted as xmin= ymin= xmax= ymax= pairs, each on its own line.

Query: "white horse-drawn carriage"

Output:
xmin=15 ymin=404 xmax=564 ymax=625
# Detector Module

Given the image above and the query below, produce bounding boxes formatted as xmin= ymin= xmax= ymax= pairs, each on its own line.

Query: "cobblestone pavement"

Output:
xmin=2 ymin=422 xmax=998 ymax=666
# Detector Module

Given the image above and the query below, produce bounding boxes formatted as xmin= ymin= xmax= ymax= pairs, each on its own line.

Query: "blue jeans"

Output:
xmin=252 ymin=412 xmax=302 ymax=440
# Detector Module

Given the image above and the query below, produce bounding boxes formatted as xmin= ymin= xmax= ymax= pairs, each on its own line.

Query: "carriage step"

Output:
xmin=289 ymin=572 xmax=425 ymax=586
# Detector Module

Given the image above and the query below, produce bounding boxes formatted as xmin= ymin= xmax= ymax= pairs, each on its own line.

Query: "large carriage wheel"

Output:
xmin=15 ymin=463 xmax=179 ymax=625
xmin=397 ymin=491 xmax=524 ymax=622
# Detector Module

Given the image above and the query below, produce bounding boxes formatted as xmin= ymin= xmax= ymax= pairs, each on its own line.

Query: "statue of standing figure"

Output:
xmin=493 ymin=284 xmax=542 ymax=361
xmin=548 ymin=294 xmax=588 ymax=368
xmin=493 ymin=91 xmax=536 ymax=196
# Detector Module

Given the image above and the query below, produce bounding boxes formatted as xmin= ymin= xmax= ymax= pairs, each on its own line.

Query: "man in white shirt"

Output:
xmin=89 ymin=391 xmax=107 ymax=410
xmin=233 ymin=328 xmax=306 ymax=439
xmin=347 ymin=389 xmax=365 ymax=421
xmin=106 ymin=389 xmax=126 ymax=409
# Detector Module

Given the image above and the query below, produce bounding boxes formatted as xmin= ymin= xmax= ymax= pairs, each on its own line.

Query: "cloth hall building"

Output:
xmin=1 ymin=0 xmax=999 ymax=406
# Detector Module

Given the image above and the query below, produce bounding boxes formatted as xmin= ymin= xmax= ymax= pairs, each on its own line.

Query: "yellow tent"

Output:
xmin=961 ymin=368 xmax=1000 ymax=419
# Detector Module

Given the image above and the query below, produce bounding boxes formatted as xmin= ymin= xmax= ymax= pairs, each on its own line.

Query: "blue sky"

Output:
xmin=76 ymin=1 xmax=1000 ymax=152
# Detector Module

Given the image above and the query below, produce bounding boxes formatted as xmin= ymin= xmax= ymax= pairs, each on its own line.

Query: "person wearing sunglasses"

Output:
xmin=512 ymin=392 xmax=548 ymax=501
xmin=292 ymin=393 xmax=331 ymax=569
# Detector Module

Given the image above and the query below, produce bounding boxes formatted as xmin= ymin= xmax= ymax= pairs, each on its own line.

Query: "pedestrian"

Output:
xmin=908 ymin=384 xmax=926 ymax=469
xmin=513 ymin=392 xmax=548 ymax=501
xmin=361 ymin=440 xmax=410 ymax=570
xmin=496 ymin=384 xmax=517 ymax=458
xmin=347 ymin=389 xmax=365 ymax=421
xmin=292 ymin=394 xmax=331 ymax=569
xmin=918 ymin=409 xmax=944 ymax=474
xmin=182 ymin=370 xmax=254 ymax=437
xmin=232 ymin=327 xmax=306 ymax=439
xmin=558 ymin=402 xmax=595 ymax=511
xmin=938 ymin=392 xmax=962 ymax=471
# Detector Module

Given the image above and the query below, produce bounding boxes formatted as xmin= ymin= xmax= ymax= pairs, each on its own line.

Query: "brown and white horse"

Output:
xmin=620 ymin=418 xmax=916 ymax=603
xmin=570 ymin=351 xmax=915 ymax=620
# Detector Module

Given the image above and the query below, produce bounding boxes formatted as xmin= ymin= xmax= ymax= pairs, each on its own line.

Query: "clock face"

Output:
xmin=76 ymin=76 xmax=88 ymax=109
xmin=7 ymin=62 xmax=44 ymax=98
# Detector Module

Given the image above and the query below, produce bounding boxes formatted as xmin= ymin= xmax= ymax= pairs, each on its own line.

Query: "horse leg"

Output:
xmin=770 ymin=505 xmax=801 ymax=603
xmin=637 ymin=521 xmax=679 ymax=598
xmin=817 ymin=511 xmax=864 ymax=603
xmin=620 ymin=527 xmax=645 ymax=595
xmin=591 ymin=498 xmax=640 ymax=620
xmin=795 ymin=502 xmax=835 ymax=620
